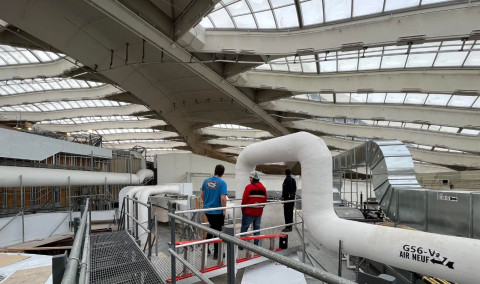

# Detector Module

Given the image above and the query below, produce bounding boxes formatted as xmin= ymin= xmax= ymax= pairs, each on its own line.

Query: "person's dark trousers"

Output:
xmin=205 ymin=213 xmax=225 ymax=257
xmin=283 ymin=202 xmax=294 ymax=230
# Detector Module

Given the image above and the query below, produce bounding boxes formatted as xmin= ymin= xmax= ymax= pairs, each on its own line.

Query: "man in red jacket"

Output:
xmin=240 ymin=170 xmax=268 ymax=246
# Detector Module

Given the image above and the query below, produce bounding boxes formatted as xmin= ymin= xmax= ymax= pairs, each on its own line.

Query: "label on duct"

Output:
xmin=399 ymin=245 xmax=454 ymax=269
xmin=437 ymin=192 xmax=458 ymax=202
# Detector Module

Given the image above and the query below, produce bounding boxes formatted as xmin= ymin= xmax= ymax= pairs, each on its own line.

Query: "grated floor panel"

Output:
xmin=89 ymin=230 xmax=164 ymax=284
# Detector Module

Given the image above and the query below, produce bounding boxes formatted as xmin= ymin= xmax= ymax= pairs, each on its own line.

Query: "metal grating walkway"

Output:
xmin=90 ymin=230 xmax=164 ymax=284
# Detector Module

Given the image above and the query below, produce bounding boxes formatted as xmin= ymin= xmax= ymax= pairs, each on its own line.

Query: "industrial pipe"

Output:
xmin=235 ymin=132 xmax=480 ymax=284
xmin=0 ymin=166 xmax=153 ymax=187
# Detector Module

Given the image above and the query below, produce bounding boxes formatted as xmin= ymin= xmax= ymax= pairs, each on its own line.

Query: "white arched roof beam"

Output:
xmin=146 ymin=149 xmax=191 ymax=156
xmin=0 ymin=58 xmax=78 ymax=80
xmin=1 ymin=104 xmax=148 ymax=121
xmin=320 ymin=136 xmax=480 ymax=169
xmin=198 ymin=127 xmax=273 ymax=139
xmin=205 ymin=138 xmax=255 ymax=148
xmin=262 ymin=98 xmax=479 ymax=129
xmin=284 ymin=119 xmax=478 ymax=153
xmin=0 ymin=85 xmax=121 ymax=106
xmin=92 ymin=131 xmax=179 ymax=141
xmin=232 ymin=70 xmax=480 ymax=94
xmin=196 ymin=2 xmax=479 ymax=55
xmin=36 ymin=119 xmax=166 ymax=132
xmin=103 ymin=141 xmax=187 ymax=150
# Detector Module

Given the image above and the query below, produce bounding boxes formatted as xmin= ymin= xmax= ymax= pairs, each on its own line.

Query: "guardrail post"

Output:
xmin=126 ymin=196 xmax=130 ymax=233
xmin=169 ymin=202 xmax=177 ymax=284
xmin=148 ymin=200 xmax=152 ymax=259
xmin=223 ymin=225 xmax=236 ymax=284
xmin=135 ymin=197 xmax=139 ymax=242
xmin=338 ymin=240 xmax=343 ymax=277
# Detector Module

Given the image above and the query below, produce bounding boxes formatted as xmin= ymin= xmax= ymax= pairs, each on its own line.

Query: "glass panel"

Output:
xmin=209 ymin=8 xmax=235 ymax=28
xmin=200 ymin=17 xmax=214 ymax=28
xmin=301 ymin=0 xmax=324 ymax=26
xmin=12 ymin=51 xmax=30 ymax=64
xmin=461 ymin=129 xmax=480 ymax=135
xmin=286 ymin=56 xmax=302 ymax=72
xmin=367 ymin=93 xmax=386 ymax=103
xmin=353 ymin=0 xmax=383 ymax=16
xmin=274 ymin=5 xmax=299 ymax=28
xmin=336 ymin=93 xmax=350 ymax=103
xmin=255 ymin=64 xmax=271 ymax=70
xmin=302 ymin=62 xmax=317 ymax=73
xmin=384 ymin=0 xmax=420 ymax=11
xmin=234 ymin=14 xmax=257 ymax=28
xmin=271 ymin=58 xmax=288 ymax=71
xmin=248 ymin=0 xmax=271 ymax=12
xmin=425 ymin=94 xmax=451 ymax=106
xmin=351 ymin=93 xmax=367 ymax=103
xmin=404 ymin=93 xmax=427 ymax=104
xmin=385 ymin=93 xmax=406 ymax=104
xmin=405 ymin=53 xmax=435 ymax=67
xmin=381 ymin=54 xmax=407 ymax=69
xmin=228 ymin=0 xmax=251 ymax=16
xmin=434 ymin=52 xmax=467 ymax=66
xmin=20 ymin=51 xmax=39 ymax=63
xmin=319 ymin=60 xmax=336 ymax=72
xmin=338 ymin=58 xmax=357 ymax=71
xmin=422 ymin=0 xmax=452 ymax=4
xmin=448 ymin=95 xmax=477 ymax=107
xmin=464 ymin=51 xmax=480 ymax=66
xmin=30 ymin=50 xmax=52 ymax=62
xmin=255 ymin=10 xmax=276 ymax=28
xmin=324 ymin=0 xmax=351 ymax=22
xmin=0 ymin=53 xmax=17 ymax=64
xmin=359 ymin=57 xmax=381 ymax=70
xmin=439 ymin=126 xmax=458 ymax=133
xmin=320 ymin=93 xmax=334 ymax=102
xmin=270 ymin=0 xmax=294 ymax=8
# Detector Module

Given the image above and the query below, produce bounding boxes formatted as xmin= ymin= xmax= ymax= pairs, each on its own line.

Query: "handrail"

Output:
xmin=0 ymin=211 xmax=22 ymax=233
xmin=169 ymin=249 xmax=215 ymax=284
xmin=175 ymin=199 xmax=298 ymax=214
xmin=169 ymin=212 xmax=355 ymax=284
xmin=62 ymin=199 xmax=90 ymax=284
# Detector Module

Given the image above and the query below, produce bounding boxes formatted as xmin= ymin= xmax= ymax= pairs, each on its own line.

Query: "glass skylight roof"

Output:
xmin=0 ymin=78 xmax=104 ymax=96
xmin=80 ymin=128 xmax=162 ymax=135
xmin=337 ymin=135 xmax=472 ymax=154
xmin=0 ymin=45 xmax=64 ymax=66
xmin=256 ymin=40 xmax=479 ymax=73
xmin=38 ymin=116 xmax=148 ymax=125
xmin=293 ymin=92 xmax=480 ymax=108
xmin=0 ymin=100 xmax=129 ymax=112
xmin=315 ymin=117 xmax=479 ymax=136
xmin=103 ymin=139 xmax=168 ymax=144
xmin=212 ymin=124 xmax=253 ymax=129
xmin=200 ymin=0 xmax=457 ymax=30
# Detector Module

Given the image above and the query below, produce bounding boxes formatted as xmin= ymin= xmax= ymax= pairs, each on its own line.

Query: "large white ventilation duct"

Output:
xmin=0 ymin=166 xmax=153 ymax=187
xmin=235 ymin=132 xmax=479 ymax=284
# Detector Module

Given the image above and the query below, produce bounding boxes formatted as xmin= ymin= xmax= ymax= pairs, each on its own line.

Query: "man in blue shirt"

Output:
xmin=201 ymin=164 xmax=227 ymax=259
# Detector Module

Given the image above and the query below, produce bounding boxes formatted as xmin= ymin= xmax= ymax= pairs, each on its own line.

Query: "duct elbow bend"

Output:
xmin=135 ymin=169 xmax=154 ymax=183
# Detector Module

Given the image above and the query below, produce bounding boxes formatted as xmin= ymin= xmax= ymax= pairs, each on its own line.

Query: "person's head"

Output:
xmin=214 ymin=164 xmax=225 ymax=177
xmin=249 ymin=170 xmax=260 ymax=183
xmin=285 ymin=169 xmax=291 ymax=176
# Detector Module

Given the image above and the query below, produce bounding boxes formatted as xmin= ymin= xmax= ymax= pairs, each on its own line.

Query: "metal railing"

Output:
xmin=168 ymin=200 xmax=355 ymax=284
xmin=118 ymin=196 xmax=157 ymax=259
xmin=61 ymin=198 xmax=91 ymax=284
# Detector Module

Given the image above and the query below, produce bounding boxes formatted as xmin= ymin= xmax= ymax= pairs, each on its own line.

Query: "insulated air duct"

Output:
xmin=235 ymin=132 xmax=479 ymax=284
xmin=0 ymin=166 xmax=153 ymax=187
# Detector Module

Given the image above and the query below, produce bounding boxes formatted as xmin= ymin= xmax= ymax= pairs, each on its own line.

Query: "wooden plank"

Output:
xmin=5 ymin=234 xmax=72 ymax=250
xmin=5 ymin=246 xmax=72 ymax=252
xmin=1 ymin=265 xmax=51 ymax=284
xmin=0 ymin=254 xmax=30 ymax=267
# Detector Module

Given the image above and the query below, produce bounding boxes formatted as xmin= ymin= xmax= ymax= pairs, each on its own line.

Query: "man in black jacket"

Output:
xmin=281 ymin=169 xmax=296 ymax=232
